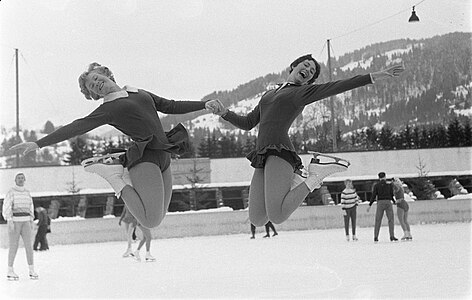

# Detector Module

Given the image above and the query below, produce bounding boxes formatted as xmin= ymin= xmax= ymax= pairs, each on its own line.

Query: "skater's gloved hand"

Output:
xmin=8 ymin=142 xmax=39 ymax=155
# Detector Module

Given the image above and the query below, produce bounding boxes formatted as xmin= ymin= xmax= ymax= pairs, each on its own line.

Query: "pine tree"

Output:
xmin=63 ymin=136 xmax=93 ymax=165
xmin=447 ymin=118 xmax=462 ymax=147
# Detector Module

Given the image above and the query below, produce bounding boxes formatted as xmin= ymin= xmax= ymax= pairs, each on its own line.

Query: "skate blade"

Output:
xmin=29 ymin=275 xmax=39 ymax=280
xmin=307 ymin=151 xmax=350 ymax=167
xmin=7 ymin=276 xmax=19 ymax=281
xmin=81 ymin=152 xmax=125 ymax=168
xmin=145 ymin=258 xmax=156 ymax=262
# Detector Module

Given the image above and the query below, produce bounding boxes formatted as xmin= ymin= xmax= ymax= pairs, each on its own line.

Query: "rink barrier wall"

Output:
xmin=0 ymin=199 xmax=470 ymax=248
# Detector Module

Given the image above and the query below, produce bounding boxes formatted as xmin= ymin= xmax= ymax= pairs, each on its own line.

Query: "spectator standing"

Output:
xmin=2 ymin=173 xmax=39 ymax=280
xmin=393 ymin=178 xmax=412 ymax=241
xmin=341 ymin=179 xmax=361 ymax=241
xmin=33 ymin=206 xmax=50 ymax=251
xmin=367 ymin=172 xmax=398 ymax=243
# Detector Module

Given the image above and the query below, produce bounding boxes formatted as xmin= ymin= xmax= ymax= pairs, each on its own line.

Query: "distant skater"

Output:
xmin=119 ymin=205 xmax=138 ymax=257
xmin=212 ymin=54 xmax=405 ymax=226
xmin=9 ymin=62 xmax=223 ymax=231
xmin=341 ymin=179 xmax=361 ymax=241
xmin=367 ymin=172 xmax=398 ymax=242
xmin=392 ymin=178 xmax=412 ymax=241
xmin=2 ymin=173 xmax=39 ymax=280
xmin=33 ymin=206 xmax=50 ymax=251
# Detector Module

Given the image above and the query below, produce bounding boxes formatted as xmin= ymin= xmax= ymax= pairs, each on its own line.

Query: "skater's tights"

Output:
xmin=8 ymin=221 xmax=34 ymax=267
xmin=249 ymin=155 xmax=310 ymax=226
xmin=397 ymin=207 xmax=410 ymax=232
xmin=121 ymin=162 xmax=173 ymax=229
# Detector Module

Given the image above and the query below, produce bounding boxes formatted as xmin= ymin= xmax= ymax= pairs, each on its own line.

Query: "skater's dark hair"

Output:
xmin=289 ymin=54 xmax=320 ymax=84
xmin=78 ymin=62 xmax=116 ymax=101
xmin=378 ymin=172 xmax=386 ymax=179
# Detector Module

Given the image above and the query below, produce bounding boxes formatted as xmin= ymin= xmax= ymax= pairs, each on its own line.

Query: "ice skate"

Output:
xmin=272 ymin=232 xmax=278 ymax=237
xmin=29 ymin=271 xmax=39 ymax=280
xmin=352 ymin=235 xmax=358 ymax=241
xmin=133 ymin=250 xmax=141 ymax=262
xmin=80 ymin=152 xmax=125 ymax=168
xmin=82 ymin=154 xmax=127 ymax=197
xmin=122 ymin=249 xmax=134 ymax=258
xmin=390 ymin=237 xmax=399 ymax=242
xmin=145 ymin=253 xmax=156 ymax=262
xmin=7 ymin=270 xmax=19 ymax=281
xmin=303 ymin=152 xmax=350 ymax=191
xmin=250 ymin=236 xmax=255 ymax=239
xmin=346 ymin=235 xmax=350 ymax=241
xmin=307 ymin=151 xmax=351 ymax=168
xmin=263 ymin=234 xmax=270 ymax=238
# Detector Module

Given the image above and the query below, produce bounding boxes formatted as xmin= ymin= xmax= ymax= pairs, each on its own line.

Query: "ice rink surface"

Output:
xmin=1 ymin=222 xmax=470 ymax=299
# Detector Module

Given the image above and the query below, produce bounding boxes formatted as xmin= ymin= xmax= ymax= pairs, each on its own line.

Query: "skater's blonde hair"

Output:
xmin=78 ymin=62 xmax=116 ymax=100
xmin=344 ymin=179 xmax=354 ymax=189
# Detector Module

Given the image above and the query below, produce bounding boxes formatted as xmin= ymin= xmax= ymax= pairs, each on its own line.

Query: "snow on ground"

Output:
xmin=1 ymin=223 xmax=470 ymax=299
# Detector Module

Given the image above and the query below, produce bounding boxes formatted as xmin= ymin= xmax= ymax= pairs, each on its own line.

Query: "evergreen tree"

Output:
xmin=42 ymin=121 xmax=55 ymax=134
xmin=365 ymin=125 xmax=378 ymax=150
xmin=63 ymin=136 xmax=93 ymax=165
xmin=447 ymin=118 xmax=462 ymax=147
xmin=378 ymin=125 xmax=394 ymax=150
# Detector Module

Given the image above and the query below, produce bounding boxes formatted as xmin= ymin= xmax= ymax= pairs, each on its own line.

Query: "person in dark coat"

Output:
xmin=33 ymin=207 xmax=49 ymax=251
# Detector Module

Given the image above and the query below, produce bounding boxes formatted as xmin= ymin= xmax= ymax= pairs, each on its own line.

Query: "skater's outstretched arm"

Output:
xmin=210 ymin=99 xmax=261 ymax=131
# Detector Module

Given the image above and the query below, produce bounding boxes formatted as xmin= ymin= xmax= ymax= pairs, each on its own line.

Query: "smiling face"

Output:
xmin=84 ymin=72 xmax=119 ymax=98
xmin=287 ymin=59 xmax=318 ymax=85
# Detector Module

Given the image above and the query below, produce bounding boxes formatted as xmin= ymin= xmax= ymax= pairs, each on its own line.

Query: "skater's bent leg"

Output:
xmin=248 ymin=169 xmax=268 ymax=226
xmin=125 ymin=162 xmax=166 ymax=228
xmin=264 ymin=156 xmax=310 ymax=224
xmin=160 ymin=168 xmax=173 ymax=219
xmin=20 ymin=222 xmax=34 ymax=266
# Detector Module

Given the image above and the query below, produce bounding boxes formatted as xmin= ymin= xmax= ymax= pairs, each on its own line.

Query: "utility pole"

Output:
xmin=15 ymin=48 xmax=20 ymax=167
xmin=327 ymin=39 xmax=337 ymax=152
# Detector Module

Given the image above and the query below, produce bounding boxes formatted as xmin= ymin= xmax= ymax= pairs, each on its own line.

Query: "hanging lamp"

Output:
xmin=409 ymin=6 xmax=420 ymax=22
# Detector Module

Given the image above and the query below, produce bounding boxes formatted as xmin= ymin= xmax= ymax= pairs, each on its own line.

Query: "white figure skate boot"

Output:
xmin=81 ymin=153 xmax=127 ymax=197
xmin=303 ymin=152 xmax=350 ymax=192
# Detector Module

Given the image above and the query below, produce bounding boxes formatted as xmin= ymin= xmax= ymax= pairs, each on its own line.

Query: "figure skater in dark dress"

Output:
xmin=212 ymin=55 xmax=404 ymax=226
xmin=9 ymin=62 xmax=222 ymax=229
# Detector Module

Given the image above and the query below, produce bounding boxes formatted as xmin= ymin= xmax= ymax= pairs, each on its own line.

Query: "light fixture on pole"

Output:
xmin=408 ymin=6 xmax=420 ymax=22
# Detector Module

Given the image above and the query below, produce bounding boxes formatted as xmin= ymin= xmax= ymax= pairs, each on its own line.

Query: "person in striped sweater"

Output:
xmin=341 ymin=179 xmax=361 ymax=241
xmin=2 ymin=173 xmax=38 ymax=281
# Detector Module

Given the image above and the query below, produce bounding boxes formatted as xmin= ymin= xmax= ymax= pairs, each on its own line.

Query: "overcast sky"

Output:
xmin=0 ymin=0 xmax=470 ymax=130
